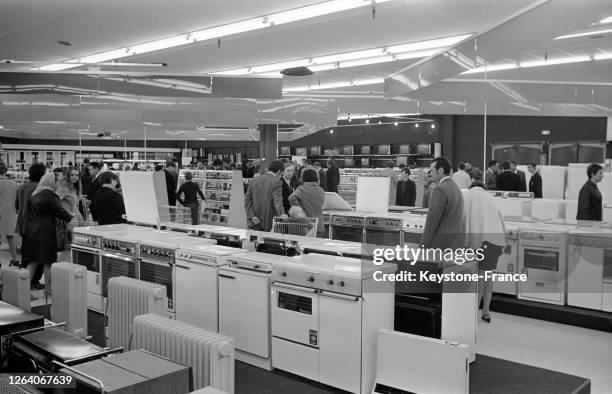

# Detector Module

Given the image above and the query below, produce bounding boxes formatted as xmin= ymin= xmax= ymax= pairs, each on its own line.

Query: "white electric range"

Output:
xmin=270 ymin=253 xmax=396 ymax=394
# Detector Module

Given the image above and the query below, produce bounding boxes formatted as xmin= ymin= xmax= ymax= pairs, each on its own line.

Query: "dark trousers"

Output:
xmin=186 ymin=203 xmax=200 ymax=225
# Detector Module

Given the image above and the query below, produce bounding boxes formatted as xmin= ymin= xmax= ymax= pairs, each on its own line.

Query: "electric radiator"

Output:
xmin=0 ymin=266 xmax=31 ymax=312
xmin=132 ymin=313 xmax=235 ymax=393
xmin=50 ymin=262 xmax=88 ymax=337
xmin=107 ymin=277 xmax=167 ymax=351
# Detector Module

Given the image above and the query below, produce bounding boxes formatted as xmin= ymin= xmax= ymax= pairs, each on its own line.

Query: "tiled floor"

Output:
xmin=1 ymin=243 xmax=611 ymax=392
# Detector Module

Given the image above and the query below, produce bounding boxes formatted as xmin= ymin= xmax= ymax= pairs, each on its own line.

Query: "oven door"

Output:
xmin=331 ymin=225 xmax=363 ymax=243
xmin=139 ymin=259 xmax=174 ymax=312
xmin=402 ymin=230 xmax=422 ymax=246
xmin=520 ymin=245 xmax=561 ymax=282
xmin=100 ymin=253 xmax=139 ymax=297
xmin=364 ymin=228 xmax=401 ymax=246
xmin=271 ymin=283 xmax=319 ymax=348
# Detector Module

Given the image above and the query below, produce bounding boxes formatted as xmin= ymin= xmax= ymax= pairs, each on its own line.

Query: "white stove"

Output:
xmin=402 ymin=214 xmax=427 ymax=245
xmin=139 ymin=235 xmax=213 ymax=315
xmin=330 ymin=212 xmax=366 ymax=243
xmin=174 ymin=244 xmax=242 ymax=331
xmin=270 ymin=253 xmax=396 ymax=393
xmin=364 ymin=213 xmax=404 ymax=246
xmin=217 ymin=251 xmax=289 ymax=370
xmin=193 ymin=225 xmax=248 ymax=247
xmin=301 ymin=239 xmax=371 ymax=260
xmin=567 ymin=227 xmax=612 ymax=311
xmin=517 ymin=224 xmax=570 ymax=305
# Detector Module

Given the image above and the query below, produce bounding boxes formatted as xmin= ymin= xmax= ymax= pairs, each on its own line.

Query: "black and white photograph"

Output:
xmin=0 ymin=0 xmax=611 ymax=393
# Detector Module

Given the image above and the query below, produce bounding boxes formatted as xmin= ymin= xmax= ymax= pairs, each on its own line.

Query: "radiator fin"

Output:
xmin=107 ymin=277 xmax=167 ymax=351
xmin=0 ymin=266 xmax=31 ymax=312
xmin=51 ymin=262 xmax=88 ymax=337
xmin=132 ymin=313 xmax=234 ymax=393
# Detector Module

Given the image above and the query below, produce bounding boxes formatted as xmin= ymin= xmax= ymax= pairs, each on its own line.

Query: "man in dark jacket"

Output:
xmin=527 ymin=163 xmax=543 ymax=198
xmin=577 ymin=163 xmax=604 ymax=221
xmin=312 ymin=162 xmax=327 ymax=192
xmin=245 ymin=160 xmax=284 ymax=231
xmin=91 ymin=172 xmax=126 ymax=225
xmin=396 ymin=167 xmax=417 ymax=206
xmin=496 ymin=161 xmax=522 ymax=191
xmin=326 ymin=158 xmax=340 ymax=193
xmin=164 ymin=161 xmax=178 ymax=206
xmin=485 ymin=160 xmax=499 ymax=190
xmin=85 ymin=161 xmax=102 ymax=200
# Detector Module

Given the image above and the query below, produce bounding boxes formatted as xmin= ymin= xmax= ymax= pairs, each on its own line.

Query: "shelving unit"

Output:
xmin=201 ymin=170 xmax=246 ymax=228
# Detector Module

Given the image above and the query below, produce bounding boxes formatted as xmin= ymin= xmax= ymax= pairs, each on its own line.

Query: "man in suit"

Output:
xmin=527 ymin=163 xmax=543 ymax=198
xmin=485 ymin=160 xmax=498 ymax=190
xmin=577 ymin=163 xmax=604 ymax=221
xmin=496 ymin=161 xmax=522 ymax=191
xmin=245 ymin=160 xmax=285 ymax=231
xmin=326 ymin=158 xmax=340 ymax=193
xmin=91 ymin=171 xmax=126 ymax=225
xmin=510 ymin=161 xmax=527 ymax=191
xmin=464 ymin=161 xmax=483 ymax=182
xmin=420 ymin=157 xmax=465 ymax=249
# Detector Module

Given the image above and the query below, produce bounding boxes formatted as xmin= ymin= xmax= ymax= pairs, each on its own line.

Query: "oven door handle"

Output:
xmin=101 ymin=252 xmax=136 ymax=262
xmin=272 ymin=282 xmax=318 ymax=294
xmin=524 ymin=251 xmax=558 ymax=258
xmin=175 ymin=264 xmax=191 ymax=270
xmin=319 ymin=291 xmax=360 ymax=302
xmin=70 ymin=245 xmax=100 ymax=254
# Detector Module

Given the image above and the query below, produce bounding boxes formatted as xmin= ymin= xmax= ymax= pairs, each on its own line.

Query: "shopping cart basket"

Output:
xmin=272 ymin=217 xmax=318 ymax=237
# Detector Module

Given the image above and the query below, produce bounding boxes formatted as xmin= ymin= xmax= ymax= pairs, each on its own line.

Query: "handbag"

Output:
xmin=56 ymin=219 xmax=70 ymax=252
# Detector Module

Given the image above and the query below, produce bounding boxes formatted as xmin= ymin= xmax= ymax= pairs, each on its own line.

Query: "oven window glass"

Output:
xmin=403 ymin=232 xmax=422 ymax=245
xmin=278 ymin=292 xmax=312 ymax=314
xmin=101 ymin=255 xmax=137 ymax=296
xmin=365 ymin=230 xmax=401 ymax=247
xmin=523 ymin=249 xmax=559 ymax=271
xmin=140 ymin=261 xmax=173 ymax=303
xmin=72 ymin=249 xmax=99 ymax=272
xmin=331 ymin=226 xmax=363 ymax=243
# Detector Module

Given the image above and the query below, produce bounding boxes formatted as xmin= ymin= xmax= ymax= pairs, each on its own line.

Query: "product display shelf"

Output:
xmin=201 ymin=170 xmax=247 ymax=228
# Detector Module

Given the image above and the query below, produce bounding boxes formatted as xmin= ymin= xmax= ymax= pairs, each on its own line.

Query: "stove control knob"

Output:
xmin=338 ymin=281 xmax=345 ymax=287
xmin=538 ymin=235 xmax=544 ymax=241
xmin=327 ymin=279 xmax=334 ymax=285
xmin=280 ymin=271 xmax=287 ymax=277
xmin=307 ymin=276 xmax=315 ymax=282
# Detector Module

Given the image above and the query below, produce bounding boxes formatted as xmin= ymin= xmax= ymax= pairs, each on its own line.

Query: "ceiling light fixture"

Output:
xmin=282 ymin=77 xmax=384 ymax=92
xmin=462 ymin=54 xmax=601 ymax=74
xmin=29 ymin=63 xmax=83 ymax=71
xmin=554 ymin=28 xmax=612 ymax=40
xmin=329 ymin=129 xmax=334 ymax=134
xmin=213 ymin=34 xmax=470 ymax=75
xmin=394 ymin=121 xmax=399 ymax=126
xmin=600 ymin=16 xmax=612 ymax=24
xmin=365 ymin=119 xmax=370 ymax=124
xmin=593 ymin=52 xmax=612 ymax=60
xmin=519 ymin=55 xmax=591 ymax=68
xmin=33 ymin=0 xmax=394 ymax=71
xmin=414 ymin=123 xmax=420 ymax=128
xmin=462 ymin=63 xmax=518 ymax=74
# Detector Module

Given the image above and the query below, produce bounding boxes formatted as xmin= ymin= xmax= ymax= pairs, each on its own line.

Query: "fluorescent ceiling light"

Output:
xmin=462 ymin=63 xmax=518 ymax=74
xmin=519 ymin=55 xmax=591 ymax=68
xmin=35 ymin=0 xmax=393 ymax=71
xmin=213 ymin=34 xmax=469 ymax=75
xmin=555 ymin=28 xmax=612 ymax=40
xmin=339 ymin=55 xmax=394 ymax=68
xmin=593 ymin=53 xmax=612 ymax=60
xmin=283 ymin=77 xmax=384 ymax=92
xmin=386 ymin=34 xmax=471 ymax=53
xmin=600 ymin=16 xmax=612 ymax=24
xmin=28 ymin=63 xmax=82 ymax=71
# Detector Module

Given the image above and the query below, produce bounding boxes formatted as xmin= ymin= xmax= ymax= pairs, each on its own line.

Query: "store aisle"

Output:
xmin=477 ymin=311 xmax=612 ymax=393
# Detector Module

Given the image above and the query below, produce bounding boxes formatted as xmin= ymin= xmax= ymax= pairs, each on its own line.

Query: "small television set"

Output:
xmin=417 ymin=144 xmax=431 ymax=155
xmin=361 ymin=145 xmax=371 ymax=155
xmin=324 ymin=148 xmax=334 ymax=156
xmin=342 ymin=145 xmax=354 ymax=155
xmin=296 ymin=147 xmax=307 ymax=156
xmin=344 ymin=158 xmax=354 ymax=167
xmin=378 ymin=144 xmax=391 ymax=155
xmin=280 ymin=146 xmax=291 ymax=155
xmin=332 ymin=146 xmax=341 ymax=155
xmin=310 ymin=146 xmax=321 ymax=156
xmin=399 ymin=144 xmax=411 ymax=154
xmin=362 ymin=158 xmax=370 ymax=167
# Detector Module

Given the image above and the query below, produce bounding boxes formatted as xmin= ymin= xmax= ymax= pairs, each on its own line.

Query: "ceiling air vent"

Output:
xmin=281 ymin=66 xmax=313 ymax=76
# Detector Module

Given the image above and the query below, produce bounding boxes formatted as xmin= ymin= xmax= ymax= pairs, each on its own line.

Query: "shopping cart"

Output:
xmin=272 ymin=217 xmax=318 ymax=237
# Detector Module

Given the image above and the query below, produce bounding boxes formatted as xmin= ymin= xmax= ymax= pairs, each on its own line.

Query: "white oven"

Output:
xmin=518 ymin=227 xmax=567 ymax=305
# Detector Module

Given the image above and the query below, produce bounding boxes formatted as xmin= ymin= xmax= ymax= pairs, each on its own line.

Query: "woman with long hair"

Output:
xmin=56 ymin=167 xmax=83 ymax=259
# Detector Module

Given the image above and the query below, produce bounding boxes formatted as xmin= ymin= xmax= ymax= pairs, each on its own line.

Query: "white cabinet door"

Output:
xmin=218 ymin=268 xmax=270 ymax=358
xmin=175 ymin=261 xmax=219 ymax=331
xmin=319 ymin=292 xmax=362 ymax=393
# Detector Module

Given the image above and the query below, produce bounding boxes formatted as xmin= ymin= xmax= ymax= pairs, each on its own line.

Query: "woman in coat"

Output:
xmin=23 ymin=173 xmax=72 ymax=294
xmin=56 ymin=167 xmax=84 ymax=260
xmin=288 ymin=168 xmax=325 ymax=236
xmin=461 ymin=178 xmax=505 ymax=323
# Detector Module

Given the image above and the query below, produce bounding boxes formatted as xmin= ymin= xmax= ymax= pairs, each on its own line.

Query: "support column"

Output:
xmin=259 ymin=124 xmax=278 ymax=165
